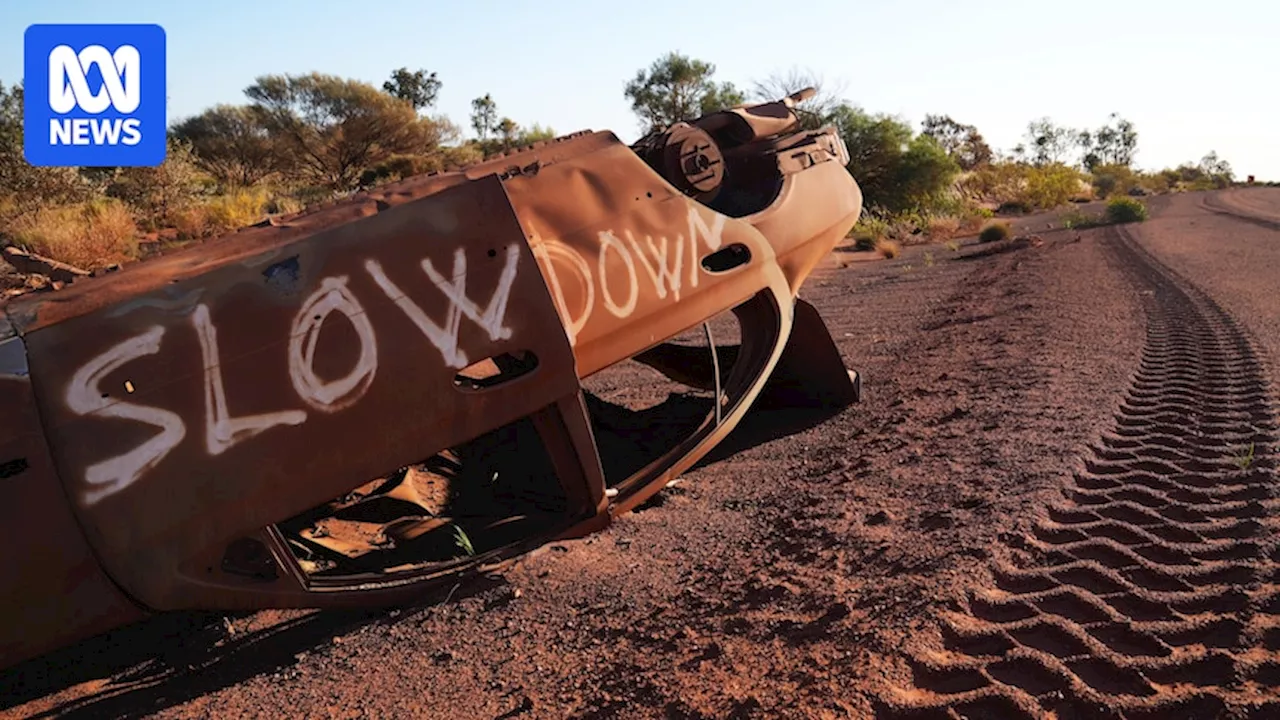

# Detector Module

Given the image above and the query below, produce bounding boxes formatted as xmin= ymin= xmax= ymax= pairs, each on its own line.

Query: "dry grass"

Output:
xmin=205 ymin=188 xmax=268 ymax=231
xmin=875 ymin=238 xmax=900 ymax=259
xmin=165 ymin=188 xmax=269 ymax=240
xmin=925 ymin=215 xmax=961 ymax=241
xmin=7 ymin=200 xmax=139 ymax=270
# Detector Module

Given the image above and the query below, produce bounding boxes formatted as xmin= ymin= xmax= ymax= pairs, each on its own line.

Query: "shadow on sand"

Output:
xmin=0 ymin=386 xmax=847 ymax=718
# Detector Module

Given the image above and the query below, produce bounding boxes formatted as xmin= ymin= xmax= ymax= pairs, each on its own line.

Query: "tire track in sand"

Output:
xmin=879 ymin=227 xmax=1280 ymax=719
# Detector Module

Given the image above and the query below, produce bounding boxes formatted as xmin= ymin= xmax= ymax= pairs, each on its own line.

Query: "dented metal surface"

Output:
xmin=0 ymin=90 xmax=863 ymax=669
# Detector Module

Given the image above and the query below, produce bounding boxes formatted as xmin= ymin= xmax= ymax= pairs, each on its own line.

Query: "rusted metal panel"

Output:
xmin=0 ymin=89 xmax=866 ymax=669
xmin=0 ymin=336 xmax=146 ymax=667
xmin=22 ymin=176 xmax=588 ymax=611
xmin=502 ymin=134 xmax=789 ymax=378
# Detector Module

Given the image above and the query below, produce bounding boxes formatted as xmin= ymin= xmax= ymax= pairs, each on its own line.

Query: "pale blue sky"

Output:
xmin=4 ymin=1 xmax=1274 ymax=178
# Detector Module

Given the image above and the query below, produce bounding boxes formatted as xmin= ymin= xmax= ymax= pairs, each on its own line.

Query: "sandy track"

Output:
xmin=2 ymin=191 xmax=1276 ymax=719
xmin=879 ymin=227 xmax=1280 ymax=718
xmin=1204 ymin=188 xmax=1280 ymax=230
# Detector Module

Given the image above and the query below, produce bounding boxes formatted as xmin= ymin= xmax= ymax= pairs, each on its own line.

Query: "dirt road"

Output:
xmin=3 ymin=189 xmax=1277 ymax=719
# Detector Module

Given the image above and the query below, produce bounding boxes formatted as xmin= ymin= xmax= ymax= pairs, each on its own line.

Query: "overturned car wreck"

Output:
xmin=0 ymin=90 xmax=863 ymax=669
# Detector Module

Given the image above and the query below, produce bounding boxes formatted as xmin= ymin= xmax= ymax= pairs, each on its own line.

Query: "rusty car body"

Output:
xmin=0 ymin=90 xmax=863 ymax=669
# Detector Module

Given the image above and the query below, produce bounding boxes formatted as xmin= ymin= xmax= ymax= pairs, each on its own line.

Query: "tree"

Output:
xmin=0 ymin=82 xmax=94 ymax=217
xmin=892 ymin=134 xmax=962 ymax=210
xmin=171 ymin=104 xmax=279 ymax=187
xmin=106 ymin=138 xmax=207 ymax=223
xmin=1079 ymin=113 xmax=1138 ymax=170
xmin=1189 ymin=151 xmax=1235 ymax=189
xmin=921 ymin=114 xmax=993 ymax=170
xmin=496 ymin=117 xmax=519 ymax=148
xmin=517 ymin=123 xmax=556 ymax=145
xmin=827 ymin=104 xmax=959 ymax=214
xmin=382 ymin=67 xmax=441 ymax=111
xmin=0 ymin=81 xmax=20 ymax=153
xmin=751 ymin=68 xmax=844 ymax=131
xmin=1023 ymin=118 xmax=1078 ymax=166
xmin=483 ymin=117 xmax=556 ymax=157
xmin=471 ymin=94 xmax=497 ymax=140
xmin=827 ymin=105 xmax=912 ymax=207
xmin=245 ymin=72 xmax=435 ymax=191
xmin=1199 ymin=151 xmax=1233 ymax=180
xmin=624 ymin=52 xmax=744 ymax=131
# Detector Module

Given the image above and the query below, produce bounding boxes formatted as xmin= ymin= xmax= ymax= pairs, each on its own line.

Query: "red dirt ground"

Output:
xmin=2 ymin=189 xmax=1278 ymax=719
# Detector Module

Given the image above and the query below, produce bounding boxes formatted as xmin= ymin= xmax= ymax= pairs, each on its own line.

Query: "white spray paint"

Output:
xmin=61 ymin=210 xmax=721 ymax=499
xmin=366 ymin=243 xmax=520 ymax=368
xmin=627 ymin=230 xmax=684 ymax=301
xmin=596 ymin=230 xmax=637 ymax=319
xmin=65 ymin=326 xmax=187 ymax=504
xmin=532 ymin=205 xmax=733 ymax=334
xmin=192 ymin=303 xmax=307 ymax=455
xmin=532 ymin=239 xmax=594 ymax=345
xmin=288 ymin=276 xmax=379 ymax=412
xmin=686 ymin=209 xmax=725 ymax=288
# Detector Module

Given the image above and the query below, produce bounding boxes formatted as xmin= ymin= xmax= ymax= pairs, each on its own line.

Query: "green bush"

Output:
xmin=826 ymin=106 xmax=960 ymax=215
xmin=1019 ymin=163 xmax=1084 ymax=210
xmin=978 ymin=221 xmax=1012 ymax=243
xmin=1090 ymin=163 xmax=1138 ymax=198
xmin=852 ymin=214 xmax=890 ymax=242
xmin=1105 ymin=196 xmax=1148 ymax=223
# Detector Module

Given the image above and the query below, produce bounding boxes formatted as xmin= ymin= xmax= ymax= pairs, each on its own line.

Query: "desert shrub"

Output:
xmin=978 ymin=221 xmax=1012 ymax=243
xmin=107 ymin=139 xmax=211 ymax=229
xmin=358 ymin=152 xmax=465 ymax=188
xmin=1091 ymin=163 xmax=1138 ymax=198
xmin=1092 ymin=173 xmax=1117 ymax=198
xmin=1019 ymin=163 xmax=1084 ymax=210
xmin=874 ymin=238 xmax=900 ymax=258
xmin=7 ymin=199 xmax=138 ymax=269
xmin=1062 ymin=208 xmax=1095 ymax=229
xmin=926 ymin=215 xmax=961 ymax=241
xmin=1105 ymin=196 xmax=1147 ymax=223
xmin=166 ymin=204 xmax=213 ymax=240
xmin=888 ymin=211 xmax=929 ymax=244
xmin=162 ymin=188 xmax=268 ymax=239
xmin=959 ymin=162 xmax=1025 ymax=206
xmin=975 ymin=207 xmax=995 ymax=218
xmin=264 ymin=193 xmax=305 ymax=216
xmin=922 ymin=191 xmax=970 ymax=218
xmin=203 ymin=188 xmax=268 ymax=232
xmin=1137 ymin=172 xmax=1171 ymax=195
xmin=852 ymin=214 xmax=891 ymax=242
xmin=287 ymin=185 xmax=345 ymax=209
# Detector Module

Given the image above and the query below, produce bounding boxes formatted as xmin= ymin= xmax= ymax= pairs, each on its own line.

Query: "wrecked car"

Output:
xmin=0 ymin=89 xmax=863 ymax=669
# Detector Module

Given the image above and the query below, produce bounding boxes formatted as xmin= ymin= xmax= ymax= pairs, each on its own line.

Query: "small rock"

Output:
xmin=865 ymin=510 xmax=892 ymax=526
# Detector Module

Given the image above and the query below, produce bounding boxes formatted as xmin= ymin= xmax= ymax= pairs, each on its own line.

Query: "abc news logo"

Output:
xmin=48 ymin=44 xmax=144 ymax=146
xmin=24 ymin=24 xmax=166 ymax=167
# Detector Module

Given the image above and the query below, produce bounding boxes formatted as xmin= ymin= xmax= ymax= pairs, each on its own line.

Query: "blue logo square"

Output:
xmin=23 ymin=24 xmax=167 ymax=167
